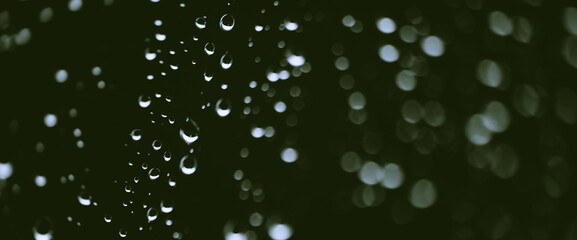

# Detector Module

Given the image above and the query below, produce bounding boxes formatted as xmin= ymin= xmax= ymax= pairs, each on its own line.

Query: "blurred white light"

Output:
xmin=381 ymin=163 xmax=404 ymax=189
xmin=409 ymin=179 xmax=437 ymax=209
xmin=281 ymin=148 xmax=298 ymax=163
xmin=55 ymin=69 xmax=68 ymax=83
xmin=35 ymin=175 xmax=47 ymax=187
xmin=376 ymin=17 xmax=396 ymax=34
xmin=342 ymin=15 xmax=355 ymax=27
xmin=359 ymin=161 xmax=384 ymax=185
xmin=44 ymin=114 xmax=57 ymax=128
xmin=268 ymin=224 xmax=293 ymax=240
xmin=421 ymin=36 xmax=444 ymax=57
xmin=287 ymin=55 xmax=305 ymax=67
xmin=0 ymin=162 xmax=14 ymax=180
xmin=348 ymin=92 xmax=366 ymax=110
xmin=379 ymin=44 xmax=399 ymax=62
xmin=489 ymin=11 xmax=513 ymax=36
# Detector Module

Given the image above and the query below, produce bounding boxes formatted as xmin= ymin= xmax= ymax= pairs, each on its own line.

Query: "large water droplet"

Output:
xmin=280 ymin=148 xmax=298 ymax=163
xmin=195 ymin=16 xmax=206 ymax=29
xmin=180 ymin=118 xmax=200 ymax=145
xmin=180 ymin=155 xmax=198 ymax=175
xmin=161 ymin=199 xmax=174 ymax=213
xmin=219 ymin=14 xmax=235 ymax=31
xmin=216 ymin=98 xmax=231 ymax=117
xmin=220 ymin=52 xmax=233 ymax=69
xmin=44 ymin=114 xmax=57 ymax=128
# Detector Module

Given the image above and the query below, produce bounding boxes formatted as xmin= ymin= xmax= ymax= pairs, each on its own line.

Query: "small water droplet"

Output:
xmin=219 ymin=14 xmax=235 ymax=31
xmin=163 ymin=151 xmax=172 ymax=161
xmin=180 ymin=155 xmax=198 ymax=175
xmin=77 ymin=190 xmax=92 ymax=206
xmin=161 ymin=199 xmax=174 ymax=213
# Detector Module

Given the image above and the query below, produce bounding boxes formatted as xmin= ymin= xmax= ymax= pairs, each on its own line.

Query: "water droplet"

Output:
xmin=423 ymin=101 xmax=446 ymax=127
xmin=268 ymin=223 xmax=293 ymax=240
xmin=359 ymin=161 xmax=384 ymax=185
xmin=33 ymin=217 xmax=53 ymax=240
xmin=421 ymin=36 xmax=444 ymax=57
xmin=285 ymin=21 xmax=298 ymax=31
xmin=104 ymin=214 xmax=112 ymax=223
xmin=564 ymin=7 xmax=577 ymax=35
xmin=249 ymin=212 xmax=263 ymax=227
xmin=39 ymin=7 xmax=53 ymax=23
xmin=180 ymin=155 xmax=198 ymax=175
xmin=152 ymin=140 xmax=162 ymax=150
xmin=216 ymin=98 xmax=231 ymax=117
xmin=377 ymin=17 xmax=396 ymax=33
xmin=274 ymin=101 xmax=287 ymax=113
xmin=287 ymin=54 xmax=305 ymax=67
xmin=220 ymin=52 xmax=233 ymax=69
xmin=68 ymin=0 xmax=83 ymax=12
xmin=220 ymin=14 xmax=235 ymax=31
xmin=119 ymin=228 xmax=127 ymax=238
xmin=348 ymin=92 xmax=366 ymax=110
xmin=130 ymin=129 xmax=142 ymax=141
xmin=180 ymin=117 xmax=200 ymax=145
xmin=149 ymin=168 xmax=160 ymax=180
xmin=138 ymin=95 xmax=151 ymax=108
xmin=155 ymin=33 xmax=166 ymax=41
xmin=379 ymin=44 xmax=399 ymax=62
xmin=409 ymin=179 xmax=437 ymax=209
xmin=204 ymin=42 xmax=215 ymax=55
xmin=401 ymin=100 xmax=424 ymax=124
xmin=342 ymin=15 xmax=355 ymax=27
xmin=466 ymin=114 xmax=492 ymax=146
xmin=55 ymin=69 xmax=68 ymax=83
xmin=280 ymin=148 xmax=298 ymax=163
xmin=0 ymin=162 xmax=14 ymax=180
xmin=382 ymin=163 xmax=404 ymax=189
xmin=481 ymin=101 xmax=510 ymax=133
xmin=77 ymin=190 xmax=92 ymax=206
xmin=147 ymin=208 xmax=158 ymax=222
xmin=396 ymin=70 xmax=417 ymax=91
xmin=161 ymin=199 xmax=174 ymax=213
xmin=477 ymin=59 xmax=503 ymax=88
xmin=335 ymin=56 xmax=350 ymax=70
xmin=163 ymin=151 xmax=172 ymax=161
xmin=195 ymin=16 xmax=206 ymax=29
xmin=489 ymin=11 xmax=513 ymax=36
xmin=35 ymin=175 xmax=47 ymax=187
xmin=44 ymin=114 xmax=57 ymax=128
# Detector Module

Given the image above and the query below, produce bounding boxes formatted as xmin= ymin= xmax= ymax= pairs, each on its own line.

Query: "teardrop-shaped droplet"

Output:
xmin=219 ymin=14 xmax=235 ymax=31
xmin=195 ymin=16 xmax=206 ymax=29
xmin=180 ymin=117 xmax=200 ymax=145
xmin=204 ymin=42 xmax=215 ymax=55
xmin=215 ymin=98 xmax=231 ymax=117
xmin=138 ymin=95 xmax=151 ymax=108
xmin=147 ymin=208 xmax=158 ymax=222
xmin=180 ymin=155 xmax=198 ymax=175
xmin=220 ymin=52 xmax=233 ymax=70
